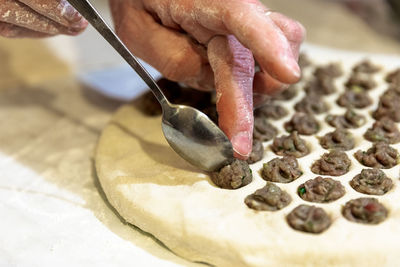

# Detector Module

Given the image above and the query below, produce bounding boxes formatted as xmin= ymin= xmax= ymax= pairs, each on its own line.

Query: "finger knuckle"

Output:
xmin=229 ymin=38 xmax=255 ymax=76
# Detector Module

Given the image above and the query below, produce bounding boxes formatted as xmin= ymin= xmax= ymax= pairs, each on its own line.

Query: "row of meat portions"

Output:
xmin=138 ymin=58 xmax=400 ymax=235
xmin=212 ymin=59 xmax=399 ymax=234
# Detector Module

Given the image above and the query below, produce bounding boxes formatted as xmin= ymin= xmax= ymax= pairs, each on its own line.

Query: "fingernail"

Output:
xmin=60 ymin=2 xmax=86 ymax=28
xmin=231 ymin=131 xmax=252 ymax=157
xmin=61 ymin=4 xmax=79 ymax=21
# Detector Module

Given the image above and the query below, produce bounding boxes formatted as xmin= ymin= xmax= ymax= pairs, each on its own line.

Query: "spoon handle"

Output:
xmin=68 ymin=0 xmax=168 ymax=105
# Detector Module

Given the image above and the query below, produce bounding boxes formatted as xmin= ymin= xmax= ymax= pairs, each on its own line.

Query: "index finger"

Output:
xmin=194 ymin=0 xmax=301 ymax=84
xmin=208 ymin=35 xmax=255 ymax=159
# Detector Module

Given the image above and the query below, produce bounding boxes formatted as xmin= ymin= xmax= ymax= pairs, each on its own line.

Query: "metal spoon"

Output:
xmin=68 ymin=0 xmax=233 ymax=171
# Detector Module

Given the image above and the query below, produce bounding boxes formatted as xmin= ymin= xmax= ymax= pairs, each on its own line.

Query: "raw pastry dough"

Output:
xmin=95 ymin=46 xmax=400 ymax=267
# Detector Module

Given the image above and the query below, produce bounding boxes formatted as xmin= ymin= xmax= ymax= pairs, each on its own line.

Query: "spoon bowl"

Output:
xmin=161 ymin=104 xmax=233 ymax=171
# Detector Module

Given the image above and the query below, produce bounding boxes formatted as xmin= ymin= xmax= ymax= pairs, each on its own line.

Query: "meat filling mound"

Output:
xmin=354 ymin=142 xmax=399 ymax=169
xmin=326 ymin=109 xmax=366 ymax=129
xmin=364 ymin=118 xmax=400 ymax=144
xmin=284 ymin=113 xmax=320 ymax=135
xmin=319 ymin=128 xmax=355 ymax=151
xmin=373 ymin=90 xmax=400 ymax=122
xmin=286 ymin=205 xmax=332 ymax=234
xmin=253 ymin=117 xmax=278 ymax=141
xmin=298 ymin=177 xmax=345 ymax=203
xmin=352 ymin=60 xmax=381 ymax=73
xmin=350 ymin=169 xmax=393 ymax=195
xmin=299 ymin=53 xmax=312 ymax=69
xmin=345 ymin=72 xmax=376 ymax=90
xmin=311 ymin=150 xmax=351 ymax=176
xmin=138 ymin=79 xmax=216 ymax=117
xmin=261 ymin=156 xmax=302 ymax=183
xmin=336 ymin=87 xmax=372 ymax=109
xmin=305 ymin=77 xmax=336 ymax=95
xmin=202 ymin=105 xmax=218 ymax=124
xmin=383 ymin=86 xmax=400 ymax=98
xmin=386 ymin=68 xmax=400 ymax=85
xmin=254 ymin=102 xmax=288 ymax=120
xmin=244 ymin=183 xmax=292 ymax=211
xmin=272 ymin=85 xmax=298 ymax=101
xmin=139 ymin=91 xmax=163 ymax=116
xmin=314 ymin=63 xmax=343 ymax=79
xmin=210 ymin=159 xmax=252 ymax=189
xmin=295 ymin=94 xmax=329 ymax=114
xmin=271 ymin=131 xmax=310 ymax=158
xmin=246 ymin=139 xmax=264 ymax=164
xmin=342 ymin=198 xmax=388 ymax=224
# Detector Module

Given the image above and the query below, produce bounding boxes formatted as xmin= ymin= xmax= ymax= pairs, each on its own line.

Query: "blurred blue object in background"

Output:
xmin=78 ymin=60 xmax=162 ymax=101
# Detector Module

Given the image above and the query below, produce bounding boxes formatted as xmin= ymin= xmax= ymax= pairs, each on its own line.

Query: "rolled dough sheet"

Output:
xmin=95 ymin=45 xmax=400 ymax=267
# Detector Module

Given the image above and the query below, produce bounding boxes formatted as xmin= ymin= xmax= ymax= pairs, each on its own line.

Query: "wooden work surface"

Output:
xmin=1 ymin=0 xmax=399 ymax=266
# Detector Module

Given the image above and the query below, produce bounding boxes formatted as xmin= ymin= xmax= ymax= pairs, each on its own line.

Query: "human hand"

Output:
xmin=0 ymin=0 xmax=87 ymax=38
xmin=110 ymin=0 xmax=305 ymax=159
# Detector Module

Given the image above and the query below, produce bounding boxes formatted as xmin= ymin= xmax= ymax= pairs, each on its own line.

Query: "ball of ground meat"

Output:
xmin=326 ymin=109 xmax=366 ymax=129
xmin=345 ymin=72 xmax=377 ymax=90
xmin=298 ymin=177 xmax=345 ymax=203
xmin=253 ymin=117 xmax=278 ymax=141
xmin=286 ymin=205 xmax=332 ymax=234
xmin=383 ymin=86 xmax=400 ymax=98
xmin=314 ymin=63 xmax=343 ymax=79
xmin=352 ymin=60 xmax=381 ymax=73
xmin=254 ymin=102 xmax=288 ymax=120
xmin=354 ymin=142 xmax=399 ymax=169
xmin=364 ymin=118 xmax=400 ymax=144
xmin=342 ymin=198 xmax=388 ymax=224
xmin=246 ymin=139 xmax=264 ymax=164
xmin=201 ymin=105 xmax=218 ymax=124
xmin=173 ymin=87 xmax=214 ymax=109
xmin=299 ymin=53 xmax=312 ymax=69
xmin=305 ymin=77 xmax=336 ymax=95
xmin=261 ymin=156 xmax=302 ymax=183
xmin=311 ymin=150 xmax=351 ymax=176
xmin=373 ymin=91 xmax=400 ymax=122
xmin=284 ymin=113 xmax=320 ymax=135
xmin=210 ymin=159 xmax=252 ymax=189
xmin=336 ymin=88 xmax=372 ymax=109
xmin=138 ymin=91 xmax=162 ymax=116
xmin=386 ymin=68 xmax=400 ymax=85
xmin=319 ymin=128 xmax=355 ymax=151
xmin=139 ymin=79 xmax=216 ymax=116
xmin=272 ymin=85 xmax=298 ymax=101
xmin=295 ymin=94 xmax=329 ymax=114
xmin=271 ymin=131 xmax=310 ymax=158
xmin=244 ymin=183 xmax=292 ymax=211
xmin=350 ymin=169 xmax=393 ymax=195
